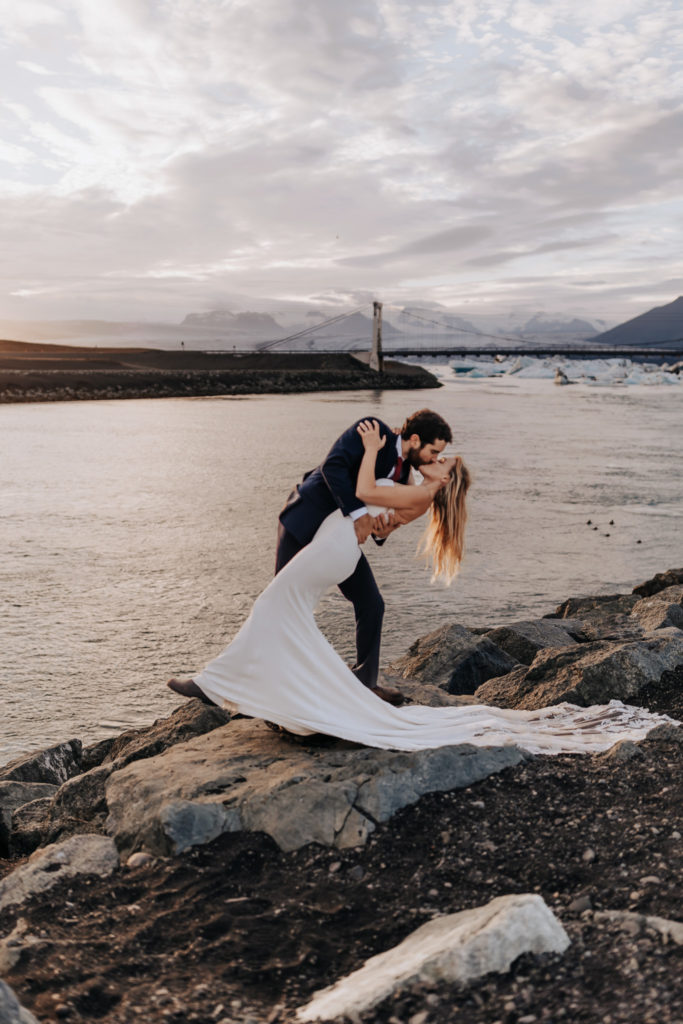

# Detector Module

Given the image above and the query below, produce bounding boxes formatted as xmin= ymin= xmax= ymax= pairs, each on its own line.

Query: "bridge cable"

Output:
xmin=257 ymin=306 xmax=368 ymax=350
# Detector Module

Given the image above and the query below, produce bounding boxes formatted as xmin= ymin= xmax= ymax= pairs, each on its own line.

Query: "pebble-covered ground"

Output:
xmin=1 ymin=672 xmax=681 ymax=1024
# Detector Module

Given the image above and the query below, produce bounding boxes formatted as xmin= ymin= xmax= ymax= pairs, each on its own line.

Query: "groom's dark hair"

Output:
xmin=400 ymin=409 xmax=452 ymax=445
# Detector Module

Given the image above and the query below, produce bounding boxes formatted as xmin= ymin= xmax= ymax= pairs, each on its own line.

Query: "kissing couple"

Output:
xmin=168 ymin=409 xmax=669 ymax=755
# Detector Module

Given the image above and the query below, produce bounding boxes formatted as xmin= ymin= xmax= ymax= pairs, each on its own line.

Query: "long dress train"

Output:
xmin=194 ymin=503 xmax=677 ymax=755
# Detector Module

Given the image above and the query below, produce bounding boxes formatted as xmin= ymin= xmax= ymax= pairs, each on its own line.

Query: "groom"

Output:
xmin=276 ymin=409 xmax=453 ymax=703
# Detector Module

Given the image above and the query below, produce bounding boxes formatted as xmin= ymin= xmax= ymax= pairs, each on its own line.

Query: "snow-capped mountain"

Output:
xmin=0 ymin=303 xmax=619 ymax=350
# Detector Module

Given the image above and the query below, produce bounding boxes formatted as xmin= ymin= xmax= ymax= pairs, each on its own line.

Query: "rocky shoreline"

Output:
xmin=0 ymin=344 xmax=439 ymax=403
xmin=1 ymin=568 xmax=682 ymax=1024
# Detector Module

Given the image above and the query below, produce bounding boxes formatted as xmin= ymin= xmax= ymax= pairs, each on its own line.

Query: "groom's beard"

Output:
xmin=407 ymin=451 xmax=427 ymax=470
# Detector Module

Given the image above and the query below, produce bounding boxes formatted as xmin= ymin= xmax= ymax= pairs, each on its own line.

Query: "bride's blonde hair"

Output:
xmin=418 ymin=456 xmax=470 ymax=584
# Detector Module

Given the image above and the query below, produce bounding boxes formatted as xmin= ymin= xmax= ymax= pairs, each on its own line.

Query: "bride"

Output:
xmin=168 ymin=421 xmax=673 ymax=754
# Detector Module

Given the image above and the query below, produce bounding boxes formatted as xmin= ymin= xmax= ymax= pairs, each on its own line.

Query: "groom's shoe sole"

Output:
xmin=167 ymin=678 xmax=218 ymax=707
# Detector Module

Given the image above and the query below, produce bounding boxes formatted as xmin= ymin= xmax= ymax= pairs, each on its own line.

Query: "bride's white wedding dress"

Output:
xmin=195 ymin=483 xmax=676 ymax=754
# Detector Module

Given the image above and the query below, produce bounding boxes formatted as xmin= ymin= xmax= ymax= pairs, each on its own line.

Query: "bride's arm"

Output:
xmin=355 ymin=420 xmax=441 ymax=514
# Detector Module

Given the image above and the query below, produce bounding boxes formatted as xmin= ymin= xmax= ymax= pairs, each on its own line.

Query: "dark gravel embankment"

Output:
xmin=0 ymin=344 xmax=439 ymax=402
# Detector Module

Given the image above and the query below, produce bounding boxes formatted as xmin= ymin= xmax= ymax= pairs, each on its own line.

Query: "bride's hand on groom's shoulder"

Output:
xmin=357 ymin=419 xmax=386 ymax=451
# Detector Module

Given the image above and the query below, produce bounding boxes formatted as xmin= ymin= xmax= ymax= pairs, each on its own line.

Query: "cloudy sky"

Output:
xmin=2 ymin=0 xmax=683 ymax=324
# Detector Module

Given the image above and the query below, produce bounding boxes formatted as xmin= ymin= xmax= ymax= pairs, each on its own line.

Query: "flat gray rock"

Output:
xmin=105 ymin=719 xmax=529 ymax=856
xmin=297 ymin=893 xmax=570 ymax=1020
xmin=474 ymin=634 xmax=683 ymax=709
xmin=387 ymin=623 xmax=519 ymax=694
xmin=0 ymin=834 xmax=119 ymax=913
xmin=0 ymin=980 xmax=39 ymax=1024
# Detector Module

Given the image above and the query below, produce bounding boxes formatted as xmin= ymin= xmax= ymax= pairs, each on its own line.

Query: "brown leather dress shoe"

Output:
xmin=371 ymin=684 xmax=406 ymax=707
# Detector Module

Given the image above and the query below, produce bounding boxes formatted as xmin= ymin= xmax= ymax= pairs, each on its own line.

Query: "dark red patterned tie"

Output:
xmin=392 ymin=456 xmax=403 ymax=481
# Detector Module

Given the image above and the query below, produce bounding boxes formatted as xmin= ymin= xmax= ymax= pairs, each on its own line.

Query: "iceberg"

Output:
xmin=442 ymin=354 xmax=681 ymax=386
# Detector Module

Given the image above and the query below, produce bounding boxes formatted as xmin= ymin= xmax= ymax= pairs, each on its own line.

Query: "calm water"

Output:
xmin=2 ymin=378 xmax=682 ymax=765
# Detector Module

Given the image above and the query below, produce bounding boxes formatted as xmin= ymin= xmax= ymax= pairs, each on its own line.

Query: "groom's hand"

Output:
xmin=353 ymin=513 xmax=375 ymax=544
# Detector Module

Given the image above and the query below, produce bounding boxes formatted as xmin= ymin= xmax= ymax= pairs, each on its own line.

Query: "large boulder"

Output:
xmin=105 ymin=719 xmax=529 ymax=857
xmin=297 ymin=894 xmax=570 ymax=1021
xmin=470 ymin=665 xmax=530 ymax=708
xmin=484 ymin=619 xmax=579 ymax=666
xmin=78 ymin=737 xmax=116 ymax=773
xmin=548 ymin=594 xmax=642 ymax=641
xmin=387 ymin=623 xmax=519 ymax=694
xmin=475 ymin=634 xmax=683 ymax=710
xmin=101 ymin=700 xmax=230 ymax=767
xmin=0 ymin=740 xmax=82 ymax=786
xmin=630 ymin=585 xmax=683 ymax=632
xmin=632 ymin=568 xmax=683 ymax=598
xmin=551 ymin=593 xmax=630 ymax=618
xmin=0 ymin=835 xmax=119 ymax=913
xmin=0 ymin=781 xmax=57 ymax=857
xmin=8 ymin=701 xmax=232 ymax=856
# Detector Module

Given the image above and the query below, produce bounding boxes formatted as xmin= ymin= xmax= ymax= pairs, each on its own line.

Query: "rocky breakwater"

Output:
xmin=387 ymin=568 xmax=683 ymax=717
xmin=0 ymin=351 xmax=440 ymax=404
xmin=0 ymin=568 xmax=682 ymax=1024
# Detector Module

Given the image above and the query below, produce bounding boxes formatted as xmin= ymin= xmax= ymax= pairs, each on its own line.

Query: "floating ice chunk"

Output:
xmin=514 ymin=362 xmax=557 ymax=378
xmin=505 ymin=356 xmax=536 ymax=374
xmin=463 ymin=367 xmax=491 ymax=378
xmin=432 ymin=354 xmax=681 ymax=385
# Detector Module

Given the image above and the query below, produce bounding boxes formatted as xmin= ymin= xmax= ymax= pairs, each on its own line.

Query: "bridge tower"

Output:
xmin=370 ymin=301 xmax=384 ymax=372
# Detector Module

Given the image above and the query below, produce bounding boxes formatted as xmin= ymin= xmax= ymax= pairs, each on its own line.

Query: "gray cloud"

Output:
xmin=1 ymin=0 xmax=683 ymax=322
xmin=339 ymin=224 xmax=493 ymax=267
xmin=466 ymin=234 xmax=619 ymax=268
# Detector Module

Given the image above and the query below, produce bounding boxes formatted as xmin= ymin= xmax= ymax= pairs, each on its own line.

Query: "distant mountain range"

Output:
xmin=512 ymin=313 xmax=608 ymax=341
xmin=590 ymin=295 xmax=683 ymax=347
xmin=2 ymin=297 xmax=682 ymax=351
xmin=182 ymin=310 xmax=282 ymax=333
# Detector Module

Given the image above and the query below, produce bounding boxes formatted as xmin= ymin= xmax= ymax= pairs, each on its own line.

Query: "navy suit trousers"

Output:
xmin=275 ymin=521 xmax=384 ymax=690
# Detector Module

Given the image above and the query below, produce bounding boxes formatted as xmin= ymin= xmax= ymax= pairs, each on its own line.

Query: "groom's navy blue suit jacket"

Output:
xmin=279 ymin=417 xmax=401 ymax=546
